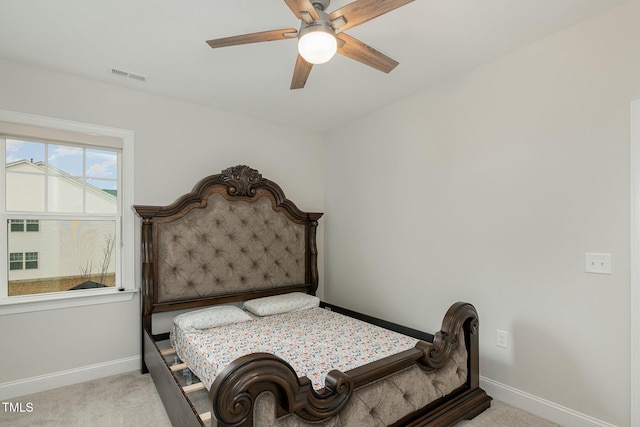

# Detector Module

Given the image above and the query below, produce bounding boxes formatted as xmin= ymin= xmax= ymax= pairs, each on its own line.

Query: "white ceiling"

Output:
xmin=0 ymin=0 xmax=628 ymax=133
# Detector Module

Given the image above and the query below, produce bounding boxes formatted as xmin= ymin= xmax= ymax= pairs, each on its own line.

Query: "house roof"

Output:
xmin=6 ymin=160 xmax=117 ymax=204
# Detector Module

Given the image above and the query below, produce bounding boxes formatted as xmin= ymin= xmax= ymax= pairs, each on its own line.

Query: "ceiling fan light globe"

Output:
xmin=298 ymin=30 xmax=337 ymax=64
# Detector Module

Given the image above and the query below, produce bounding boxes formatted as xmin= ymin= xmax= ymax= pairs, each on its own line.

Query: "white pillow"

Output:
xmin=173 ymin=305 xmax=252 ymax=333
xmin=243 ymin=292 xmax=320 ymax=316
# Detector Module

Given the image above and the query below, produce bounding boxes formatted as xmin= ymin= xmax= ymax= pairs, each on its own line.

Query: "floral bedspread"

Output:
xmin=170 ymin=307 xmax=419 ymax=390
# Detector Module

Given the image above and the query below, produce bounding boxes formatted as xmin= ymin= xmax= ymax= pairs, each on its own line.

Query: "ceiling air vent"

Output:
xmin=109 ymin=67 xmax=149 ymax=83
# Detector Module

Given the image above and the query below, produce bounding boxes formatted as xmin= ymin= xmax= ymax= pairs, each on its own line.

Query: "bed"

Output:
xmin=133 ymin=164 xmax=491 ymax=427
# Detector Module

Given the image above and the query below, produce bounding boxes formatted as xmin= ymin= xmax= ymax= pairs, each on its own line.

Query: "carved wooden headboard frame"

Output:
xmin=133 ymin=165 xmax=323 ymax=334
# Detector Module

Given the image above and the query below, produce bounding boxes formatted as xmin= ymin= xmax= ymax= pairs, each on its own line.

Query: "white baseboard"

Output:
xmin=480 ymin=376 xmax=617 ymax=427
xmin=0 ymin=364 xmax=619 ymax=425
xmin=0 ymin=356 xmax=140 ymax=401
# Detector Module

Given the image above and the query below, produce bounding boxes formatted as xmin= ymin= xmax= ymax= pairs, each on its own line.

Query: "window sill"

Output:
xmin=0 ymin=288 xmax=138 ymax=316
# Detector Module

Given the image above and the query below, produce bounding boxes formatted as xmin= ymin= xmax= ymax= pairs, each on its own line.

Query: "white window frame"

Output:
xmin=630 ymin=99 xmax=640 ymax=426
xmin=0 ymin=109 xmax=136 ymax=315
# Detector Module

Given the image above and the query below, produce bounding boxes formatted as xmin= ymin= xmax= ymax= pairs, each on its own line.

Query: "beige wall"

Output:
xmin=0 ymin=58 xmax=325 ymax=384
xmin=324 ymin=2 xmax=639 ymax=425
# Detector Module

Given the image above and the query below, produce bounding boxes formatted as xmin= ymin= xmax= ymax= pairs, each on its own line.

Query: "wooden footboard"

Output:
xmin=210 ymin=302 xmax=491 ymax=427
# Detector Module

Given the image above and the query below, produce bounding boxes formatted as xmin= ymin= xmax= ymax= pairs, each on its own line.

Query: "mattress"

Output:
xmin=170 ymin=306 xmax=419 ymax=391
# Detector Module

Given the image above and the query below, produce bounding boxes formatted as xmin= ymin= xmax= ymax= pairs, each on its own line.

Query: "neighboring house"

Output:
xmin=7 ymin=159 xmax=117 ymax=292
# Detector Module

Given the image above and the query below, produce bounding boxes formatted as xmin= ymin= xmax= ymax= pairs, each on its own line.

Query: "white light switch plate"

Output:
xmin=496 ymin=330 xmax=508 ymax=349
xmin=585 ymin=253 xmax=612 ymax=274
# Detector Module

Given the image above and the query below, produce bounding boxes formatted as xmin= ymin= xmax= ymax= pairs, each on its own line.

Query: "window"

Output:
xmin=9 ymin=219 xmax=39 ymax=232
xmin=9 ymin=219 xmax=24 ymax=232
xmin=8 ymin=252 xmax=38 ymax=271
xmin=25 ymin=252 xmax=38 ymax=270
xmin=4 ymin=137 xmax=118 ymax=296
xmin=0 ymin=110 xmax=135 ymax=312
xmin=9 ymin=253 xmax=23 ymax=270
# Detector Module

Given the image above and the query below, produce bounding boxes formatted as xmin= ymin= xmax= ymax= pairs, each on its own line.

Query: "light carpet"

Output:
xmin=0 ymin=372 xmax=560 ymax=426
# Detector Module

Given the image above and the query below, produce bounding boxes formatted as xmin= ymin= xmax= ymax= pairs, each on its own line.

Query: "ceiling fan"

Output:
xmin=206 ymin=0 xmax=415 ymax=89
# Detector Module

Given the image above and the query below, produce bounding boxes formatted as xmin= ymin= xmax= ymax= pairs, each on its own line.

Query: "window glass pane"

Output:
xmin=26 ymin=220 xmax=39 ymax=232
xmin=47 ymin=175 xmax=84 ymax=213
xmin=86 ymin=179 xmax=117 ymax=214
xmin=7 ymin=220 xmax=116 ymax=296
xmin=10 ymin=220 xmax=24 ymax=232
xmin=6 ymin=139 xmax=45 ymax=165
xmin=6 ymin=172 xmax=45 ymax=211
xmin=6 ymin=140 xmax=46 ymax=212
xmin=48 ymin=144 xmax=82 ymax=176
xmin=86 ymin=148 xmax=117 ymax=179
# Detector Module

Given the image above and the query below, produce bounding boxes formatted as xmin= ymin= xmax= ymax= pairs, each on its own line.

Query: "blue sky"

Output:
xmin=6 ymin=139 xmax=118 ymax=190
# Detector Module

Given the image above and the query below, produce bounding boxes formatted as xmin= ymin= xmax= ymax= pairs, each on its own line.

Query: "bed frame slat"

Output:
xmin=170 ymin=363 xmax=188 ymax=372
xmin=183 ymin=382 xmax=206 ymax=393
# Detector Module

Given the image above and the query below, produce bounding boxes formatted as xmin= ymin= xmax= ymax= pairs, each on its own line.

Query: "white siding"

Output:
xmin=6 ymin=161 xmax=117 ymax=282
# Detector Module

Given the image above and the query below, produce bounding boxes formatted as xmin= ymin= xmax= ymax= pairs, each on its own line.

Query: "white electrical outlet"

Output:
xmin=585 ymin=253 xmax=612 ymax=274
xmin=496 ymin=329 xmax=508 ymax=349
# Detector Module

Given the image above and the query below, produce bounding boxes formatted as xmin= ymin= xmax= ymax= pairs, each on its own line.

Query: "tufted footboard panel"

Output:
xmin=252 ymin=332 xmax=467 ymax=427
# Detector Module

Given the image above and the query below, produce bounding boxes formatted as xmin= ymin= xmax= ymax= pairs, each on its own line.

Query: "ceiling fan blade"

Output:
xmin=330 ymin=0 xmax=414 ymax=32
xmin=291 ymin=54 xmax=313 ymax=89
xmin=336 ymin=33 xmax=398 ymax=73
xmin=206 ymin=29 xmax=297 ymax=48
xmin=283 ymin=0 xmax=319 ymax=21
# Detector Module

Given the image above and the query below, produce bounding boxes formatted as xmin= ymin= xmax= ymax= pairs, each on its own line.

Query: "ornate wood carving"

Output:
xmin=210 ymin=353 xmax=353 ymax=427
xmin=133 ymin=165 xmax=320 ymax=223
xmin=416 ymin=302 xmax=479 ymax=370
xmin=219 ymin=165 xmax=263 ymax=197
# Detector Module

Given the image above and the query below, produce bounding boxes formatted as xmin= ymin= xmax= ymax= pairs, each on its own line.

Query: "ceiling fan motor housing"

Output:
xmin=311 ymin=0 xmax=331 ymax=11
xmin=299 ymin=8 xmax=333 ymax=33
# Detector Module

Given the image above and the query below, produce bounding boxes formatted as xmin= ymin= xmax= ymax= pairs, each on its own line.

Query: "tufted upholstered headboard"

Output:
xmin=133 ymin=165 xmax=322 ymax=332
